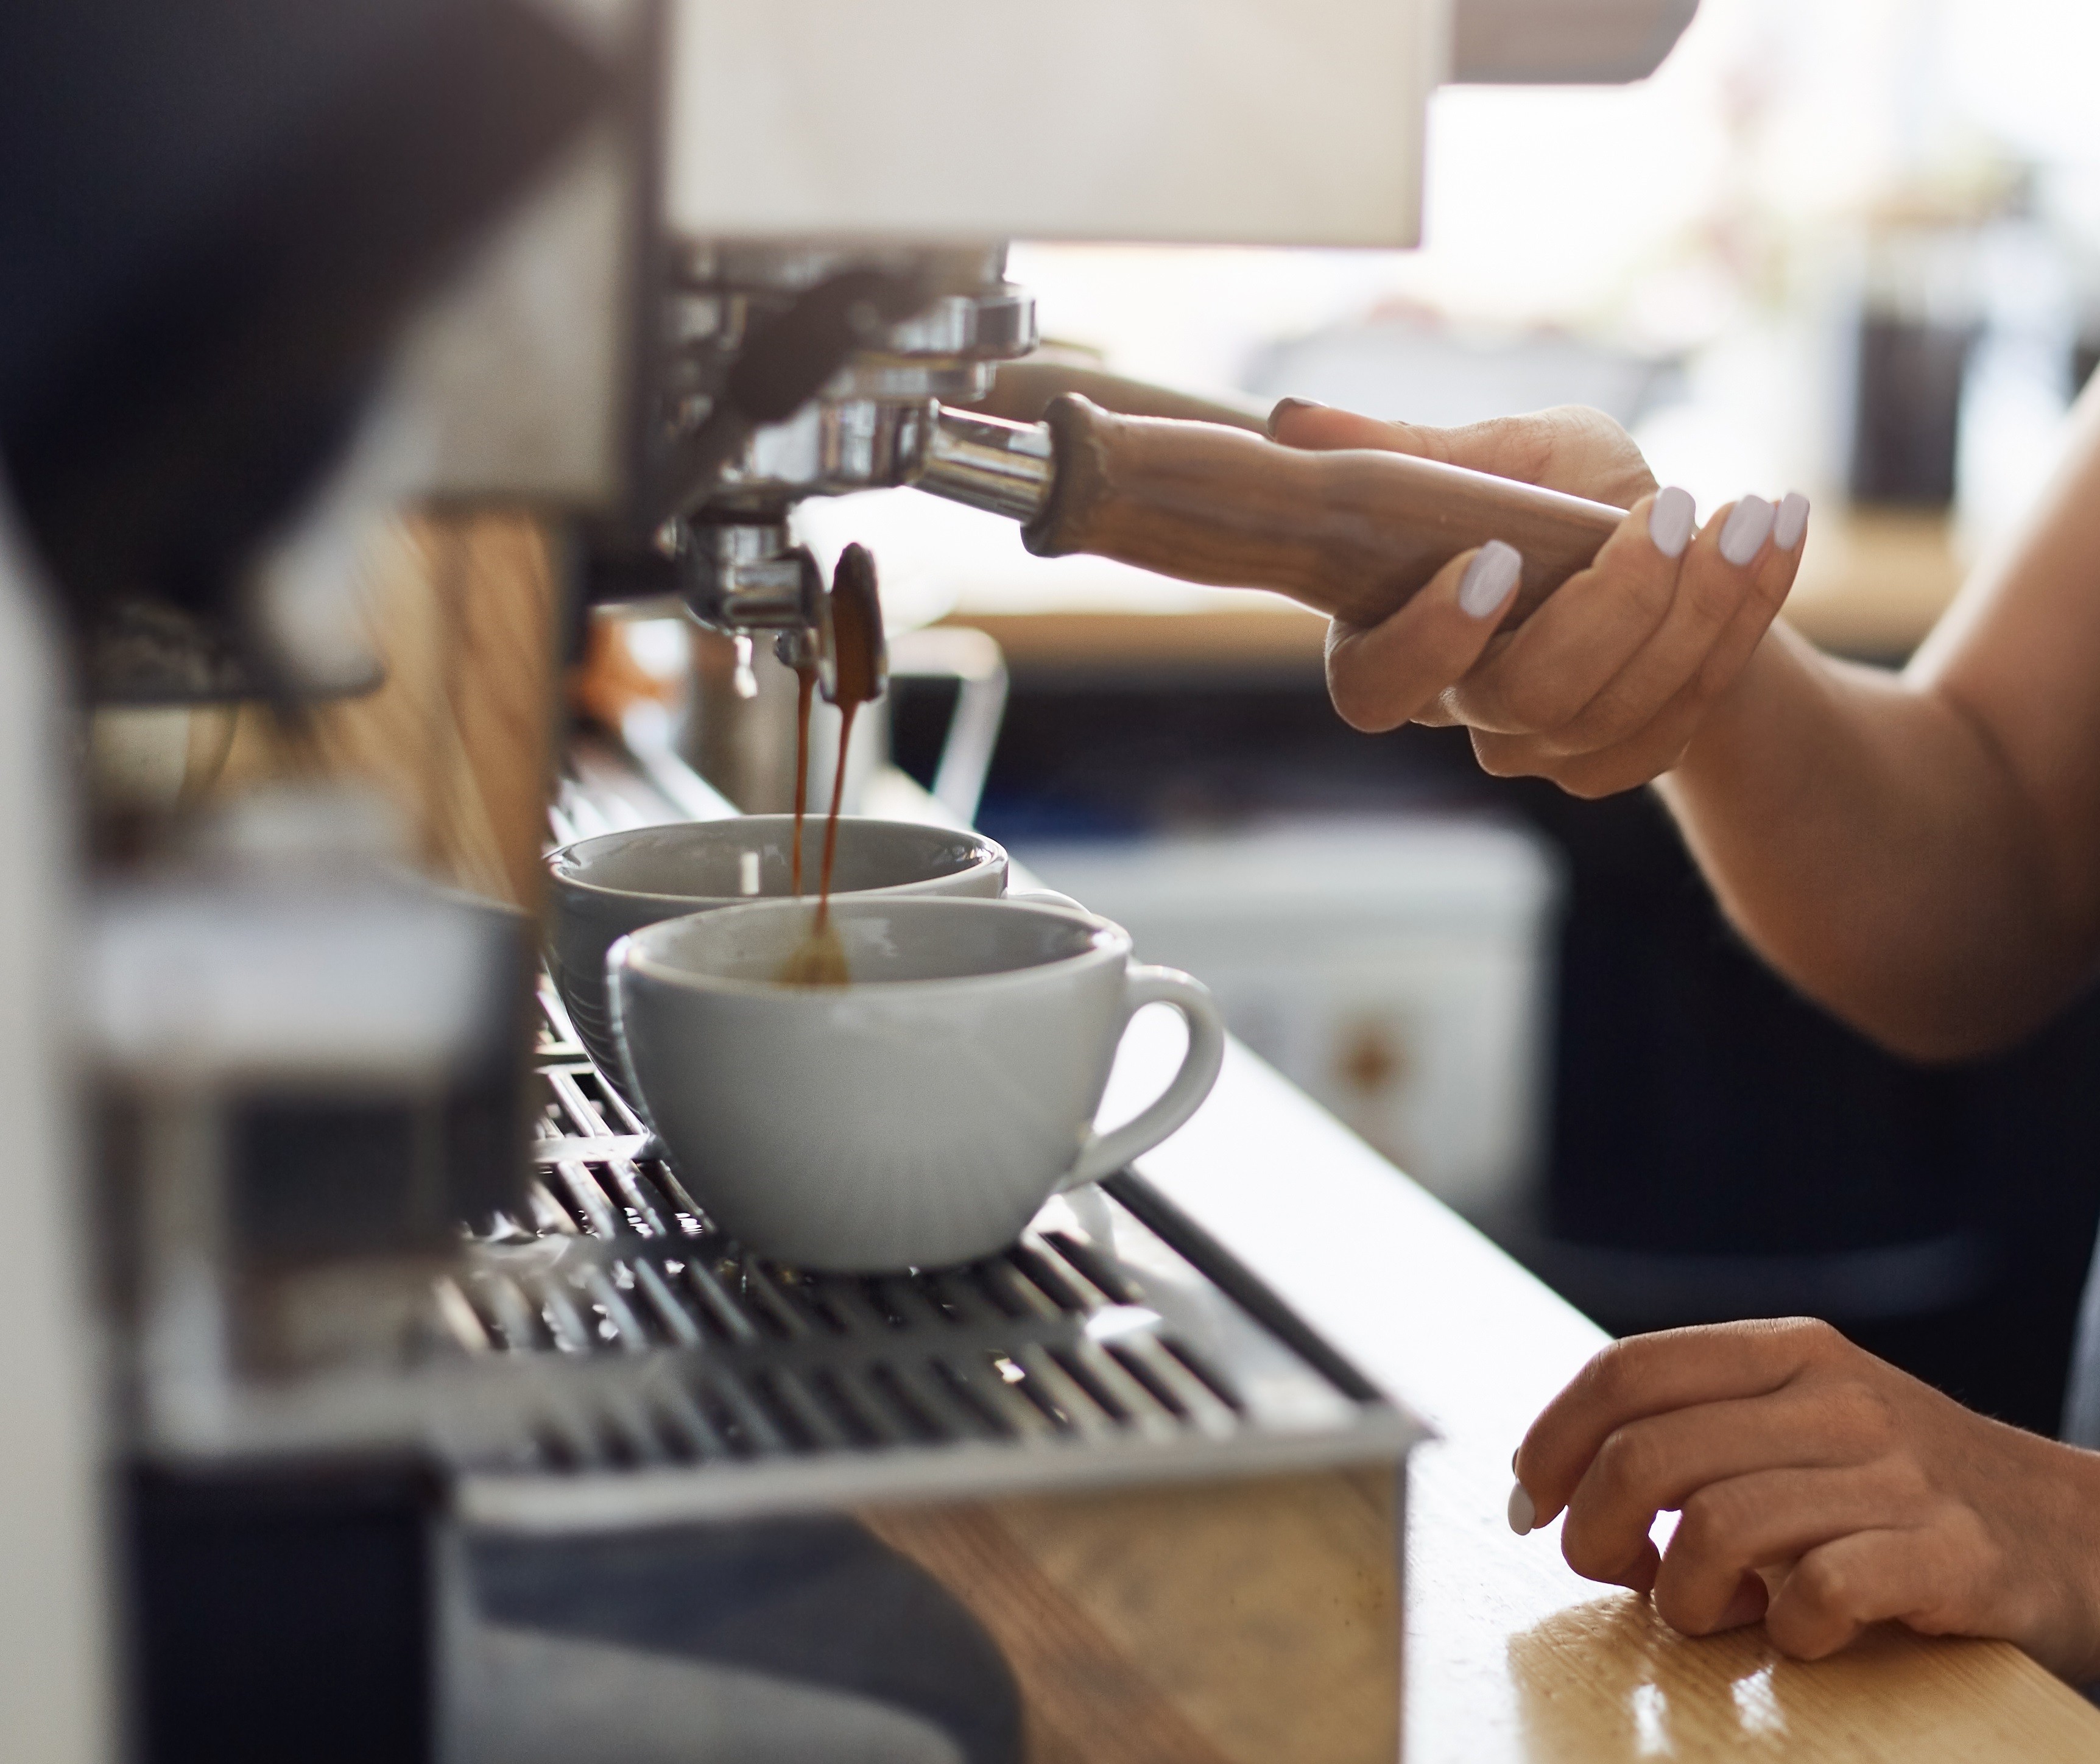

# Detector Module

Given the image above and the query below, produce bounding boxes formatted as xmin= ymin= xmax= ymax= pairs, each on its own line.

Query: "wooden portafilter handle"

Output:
xmin=932 ymin=394 xmax=1629 ymax=630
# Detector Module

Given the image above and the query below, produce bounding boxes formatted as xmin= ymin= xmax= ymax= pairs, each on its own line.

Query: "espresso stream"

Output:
xmin=790 ymin=660 xmax=816 ymax=897
xmin=776 ymin=545 xmax=882 ymax=986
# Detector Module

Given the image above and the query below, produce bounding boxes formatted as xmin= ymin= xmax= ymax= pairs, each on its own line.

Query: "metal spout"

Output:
xmin=914 ymin=407 xmax=1055 ymax=523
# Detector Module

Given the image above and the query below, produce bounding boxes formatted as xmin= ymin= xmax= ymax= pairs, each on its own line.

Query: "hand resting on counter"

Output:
xmin=1512 ymin=1318 xmax=2100 ymax=1681
xmin=1266 ymin=399 xmax=1809 ymax=800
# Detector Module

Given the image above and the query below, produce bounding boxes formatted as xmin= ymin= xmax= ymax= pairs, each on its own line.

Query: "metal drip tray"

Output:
xmin=442 ymin=989 xmax=1422 ymax=1531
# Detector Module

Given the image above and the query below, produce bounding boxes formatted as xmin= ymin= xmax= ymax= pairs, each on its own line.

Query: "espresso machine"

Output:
xmin=0 ymin=3 xmax=1696 ymax=1760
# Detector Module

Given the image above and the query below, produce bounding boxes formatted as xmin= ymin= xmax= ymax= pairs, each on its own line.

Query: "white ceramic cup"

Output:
xmin=609 ymin=895 xmax=1226 ymax=1271
xmin=546 ymin=816 xmax=1047 ymax=1090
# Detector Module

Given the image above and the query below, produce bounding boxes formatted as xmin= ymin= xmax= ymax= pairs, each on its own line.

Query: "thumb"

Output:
xmin=1267 ymin=398 xmax=1440 ymax=459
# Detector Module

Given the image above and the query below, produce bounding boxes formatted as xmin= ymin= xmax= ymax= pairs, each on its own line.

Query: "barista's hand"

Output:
xmin=1270 ymin=397 xmax=1661 ymax=510
xmin=1267 ymin=401 xmax=1809 ymax=798
xmin=1512 ymin=1318 xmax=2100 ymax=1681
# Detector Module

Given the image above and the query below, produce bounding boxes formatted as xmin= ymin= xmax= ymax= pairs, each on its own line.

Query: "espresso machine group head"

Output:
xmin=633 ymin=241 xmax=1037 ymax=705
xmin=585 ymin=0 xmax=1698 ymax=703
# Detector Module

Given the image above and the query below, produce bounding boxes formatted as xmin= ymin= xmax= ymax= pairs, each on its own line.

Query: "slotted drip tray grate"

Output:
xmin=439 ymin=986 xmax=1420 ymax=1529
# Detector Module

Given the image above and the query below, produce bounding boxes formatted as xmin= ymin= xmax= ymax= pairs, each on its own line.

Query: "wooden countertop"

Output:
xmin=1102 ymin=1014 xmax=2100 ymax=1762
xmin=941 ymin=507 xmax=1967 ymax=674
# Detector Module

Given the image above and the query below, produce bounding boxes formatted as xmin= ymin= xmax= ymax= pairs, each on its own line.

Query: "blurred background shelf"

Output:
xmin=1785 ymin=507 xmax=1968 ymax=660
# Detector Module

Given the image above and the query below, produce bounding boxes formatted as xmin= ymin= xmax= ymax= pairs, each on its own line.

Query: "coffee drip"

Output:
xmin=790 ymin=660 xmax=816 ymax=896
xmin=776 ymin=543 xmax=884 ymax=986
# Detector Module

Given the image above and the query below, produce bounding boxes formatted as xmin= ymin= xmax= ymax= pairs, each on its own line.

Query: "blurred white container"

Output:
xmin=1022 ymin=818 xmax=1562 ymax=1222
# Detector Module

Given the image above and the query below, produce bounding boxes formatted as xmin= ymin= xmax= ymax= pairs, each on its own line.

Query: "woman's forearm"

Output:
xmin=1283 ymin=389 xmax=2100 ymax=1050
xmin=1665 ymin=387 xmax=2100 ymax=1059
xmin=1661 ymin=621 xmax=2076 ymax=1060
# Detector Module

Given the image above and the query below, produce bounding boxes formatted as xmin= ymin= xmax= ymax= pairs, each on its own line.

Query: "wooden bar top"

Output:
xmin=1103 ymin=1017 xmax=2100 ymax=1762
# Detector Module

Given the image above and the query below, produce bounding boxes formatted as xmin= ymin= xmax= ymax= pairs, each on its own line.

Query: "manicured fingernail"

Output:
xmin=1507 ymin=1481 xmax=1537 ymax=1536
xmin=1773 ymin=490 xmax=1811 ymax=552
xmin=1267 ymin=396 xmax=1325 ymax=437
xmin=1459 ymin=540 xmax=1523 ymax=618
xmin=1718 ymin=495 xmax=1775 ymax=567
xmin=1647 ymin=485 xmax=1696 ymax=559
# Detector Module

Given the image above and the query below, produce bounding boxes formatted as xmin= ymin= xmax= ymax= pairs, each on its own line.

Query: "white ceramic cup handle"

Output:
xmin=1060 ymin=963 xmax=1226 ymax=1190
xmin=1007 ymin=886 xmax=1087 ymax=913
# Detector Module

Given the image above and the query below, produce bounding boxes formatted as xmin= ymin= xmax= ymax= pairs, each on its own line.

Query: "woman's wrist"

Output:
xmin=2019 ymin=1439 xmax=2100 ymax=1683
xmin=1659 ymin=624 xmax=1819 ymax=833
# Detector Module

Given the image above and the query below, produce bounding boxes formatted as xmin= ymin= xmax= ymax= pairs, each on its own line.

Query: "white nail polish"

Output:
xmin=1718 ymin=496 xmax=1775 ymax=567
xmin=1648 ymin=485 xmax=1696 ymax=559
xmin=1773 ymin=490 xmax=1810 ymax=552
xmin=1459 ymin=540 xmax=1523 ymax=619
xmin=1507 ymin=1481 xmax=1537 ymax=1536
